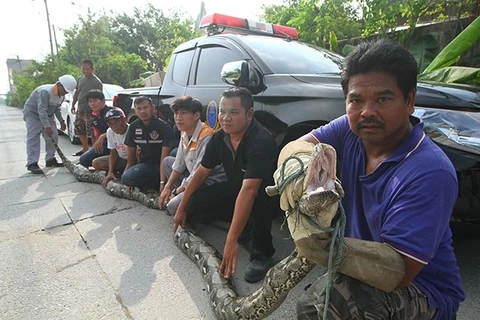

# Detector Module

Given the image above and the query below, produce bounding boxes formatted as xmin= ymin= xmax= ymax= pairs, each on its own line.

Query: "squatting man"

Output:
xmin=271 ymin=39 xmax=464 ymax=320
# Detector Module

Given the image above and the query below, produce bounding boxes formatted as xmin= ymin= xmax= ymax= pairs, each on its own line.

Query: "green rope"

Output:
xmin=275 ymin=153 xmax=346 ymax=319
xmin=322 ymin=203 xmax=346 ymax=320
xmin=274 ymin=155 xmax=306 ymax=195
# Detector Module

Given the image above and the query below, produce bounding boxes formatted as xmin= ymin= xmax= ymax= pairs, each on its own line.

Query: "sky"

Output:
xmin=0 ymin=0 xmax=285 ymax=94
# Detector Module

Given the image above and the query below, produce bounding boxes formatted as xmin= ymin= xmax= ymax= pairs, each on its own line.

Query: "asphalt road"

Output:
xmin=0 ymin=103 xmax=478 ymax=319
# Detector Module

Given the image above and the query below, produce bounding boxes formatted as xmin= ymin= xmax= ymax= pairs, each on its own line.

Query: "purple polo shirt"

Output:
xmin=311 ymin=115 xmax=464 ymax=319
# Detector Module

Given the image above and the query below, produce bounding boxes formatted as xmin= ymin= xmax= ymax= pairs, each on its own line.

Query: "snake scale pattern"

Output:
xmin=53 ymin=140 xmax=340 ymax=319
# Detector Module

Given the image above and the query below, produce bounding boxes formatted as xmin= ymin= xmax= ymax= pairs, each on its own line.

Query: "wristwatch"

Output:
xmin=172 ymin=188 xmax=178 ymax=196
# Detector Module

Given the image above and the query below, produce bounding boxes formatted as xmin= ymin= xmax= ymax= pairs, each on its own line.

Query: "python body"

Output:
xmin=53 ymin=139 xmax=344 ymax=319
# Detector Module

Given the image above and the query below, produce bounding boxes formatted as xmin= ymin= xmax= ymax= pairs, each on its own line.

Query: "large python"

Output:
xmin=53 ymin=139 xmax=343 ymax=319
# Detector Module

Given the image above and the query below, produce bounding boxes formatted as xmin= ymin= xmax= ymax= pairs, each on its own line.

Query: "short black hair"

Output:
xmin=170 ymin=96 xmax=203 ymax=114
xmin=221 ymin=87 xmax=254 ymax=110
xmin=340 ymin=39 xmax=418 ymax=101
xmin=134 ymin=96 xmax=154 ymax=107
xmin=82 ymin=59 xmax=94 ymax=68
xmin=86 ymin=89 xmax=105 ymax=100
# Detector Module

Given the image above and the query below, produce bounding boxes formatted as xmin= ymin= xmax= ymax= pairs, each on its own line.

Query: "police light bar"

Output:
xmin=200 ymin=13 xmax=299 ymax=39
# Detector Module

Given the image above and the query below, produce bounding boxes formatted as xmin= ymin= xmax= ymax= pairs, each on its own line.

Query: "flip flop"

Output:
xmin=72 ymin=150 xmax=85 ymax=156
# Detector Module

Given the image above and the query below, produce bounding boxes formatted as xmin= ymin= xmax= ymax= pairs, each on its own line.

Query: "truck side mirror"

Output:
xmin=221 ymin=61 xmax=259 ymax=91
xmin=221 ymin=60 xmax=244 ymax=86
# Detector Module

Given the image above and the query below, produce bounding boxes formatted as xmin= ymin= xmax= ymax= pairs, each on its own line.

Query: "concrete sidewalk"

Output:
xmin=0 ymin=104 xmax=324 ymax=319
xmin=1 ymin=104 xmax=478 ymax=319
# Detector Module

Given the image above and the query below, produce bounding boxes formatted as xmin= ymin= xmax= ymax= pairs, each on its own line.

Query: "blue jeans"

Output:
xmin=79 ymin=146 xmax=110 ymax=167
xmin=121 ymin=163 xmax=160 ymax=189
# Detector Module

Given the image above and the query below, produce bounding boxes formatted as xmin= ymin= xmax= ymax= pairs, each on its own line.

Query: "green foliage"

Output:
xmin=262 ymin=0 xmax=362 ymax=47
xmin=422 ymin=16 xmax=480 ymax=73
xmin=418 ymin=16 xmax=480 ymax=87
xmin=329 ymin=31 xmax=338 ymax=51
xmin=129 ymin=71 xmax=155 ymax=88
xmin=342 ymin=44 xmax=355 ymax=56
xmin=95 ymin=53 xmax=148 ymax=88
xmin=9 ymin=59 xmax=81 ymax=108
xmin=111 ymin=5 xmax=201 ymax=70
xmin=409 ymin=34 xmax=439 ymax=73
xmin=10 ymin=4 xmax=200 ymax=106
xmin=419 ymin=66 xmax=480 ymax=86
xmin=360 ymin=0 xmax=478 ymax=46
xmin=62 ymin=14 xmax=118 ymax=66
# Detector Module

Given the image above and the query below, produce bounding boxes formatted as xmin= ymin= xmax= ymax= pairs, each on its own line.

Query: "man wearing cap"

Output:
xmin=91 ymin=107 xmax=130 ymax=186
xmin=71 ymin=59 xmax=103 ymax=156
xmin=23 ymin=75 xmax=77 ymax=174
xmin=78 ymin=89 xmax=113 ymax=168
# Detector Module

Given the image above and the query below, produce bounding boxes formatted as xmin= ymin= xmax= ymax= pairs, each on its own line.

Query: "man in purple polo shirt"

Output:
xmin=275 ymin=39 xmax=464 ymax=319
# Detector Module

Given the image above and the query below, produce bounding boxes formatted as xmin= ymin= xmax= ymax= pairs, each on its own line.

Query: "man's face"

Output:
xmin=218 ymin=97 xmax=253 ymax=135
xmin=174 ymin=109 xmax=199 ymax=133
xmin=58 ymin=83 xmax=68 ymax=96
xmin=135 ymin=100 xmax=154 ymax=122
xmin=107 ymin=117 xmax=127 ymax=134
xmin=346 ymin=71 xmax=415 ymax=145
xmin=88 ymin=98 xmax=105 ymax=112
xmin=81 ymin=63 xmax=93 ymax=77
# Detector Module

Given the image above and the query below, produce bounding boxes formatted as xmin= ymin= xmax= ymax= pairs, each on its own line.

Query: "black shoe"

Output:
xmin=45 ymin=158 xmax=64 ymax=167
xmin=27 ymin=163 xmax=44 ymax=174
xmin=244 ymin=254 xmax=273 ymax=283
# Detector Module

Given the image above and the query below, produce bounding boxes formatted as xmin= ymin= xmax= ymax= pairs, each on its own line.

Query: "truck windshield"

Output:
xmin=243 ymin=36 xmax=344 ymax=75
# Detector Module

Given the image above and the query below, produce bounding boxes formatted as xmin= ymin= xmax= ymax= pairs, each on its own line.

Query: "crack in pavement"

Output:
xmin=55 ymin=255 xmax=96 ymax=273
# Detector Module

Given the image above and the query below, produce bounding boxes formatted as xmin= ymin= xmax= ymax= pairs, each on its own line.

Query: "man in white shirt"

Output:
xmin=91 ymin=108 xmax=130 ymax=186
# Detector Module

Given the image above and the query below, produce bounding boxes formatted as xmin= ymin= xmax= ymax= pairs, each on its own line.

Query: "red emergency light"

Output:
xmin=200 ymin=13 xmax=299 ymax=40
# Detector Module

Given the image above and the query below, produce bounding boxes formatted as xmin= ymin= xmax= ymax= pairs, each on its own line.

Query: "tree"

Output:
xmin=8 ymin=58 xmax=80 ymax=108
xmin=95 ymin=53 xmax=148 ymax=88
xmin=110 ymin=4 xmax=201 ymax=71
xmin=61 ymin=13 xmax=118 ymax=66
xmin=262 ymin=0 xmax=362 ymax=48
xmin=360 ymin=0 xmax=479 ymax=46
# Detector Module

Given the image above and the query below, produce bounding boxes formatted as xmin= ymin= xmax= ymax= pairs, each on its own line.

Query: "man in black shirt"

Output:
xmin=174 ymin=87 xmax=280 ymax=283
xmin=79 ymin=89 xmax=113 ymax=168
xmin=122 ymin=96 xmax=173 ymax=192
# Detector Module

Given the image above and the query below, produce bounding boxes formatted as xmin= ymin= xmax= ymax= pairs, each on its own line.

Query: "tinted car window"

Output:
xmin=173 ymin=50 xmax=195 ymax=86
xmin=243 ymin=36 xmax=343 ymax=74
xmin=196 ymin=46 xmax=242 ymax=84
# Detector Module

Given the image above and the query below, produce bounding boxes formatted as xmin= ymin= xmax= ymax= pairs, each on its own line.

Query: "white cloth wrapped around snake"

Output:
xmin=52 ymin=138 xmax=344 ymax=319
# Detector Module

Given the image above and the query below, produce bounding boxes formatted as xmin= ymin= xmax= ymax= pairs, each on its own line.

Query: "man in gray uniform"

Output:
xmin=23 ymin=75 xmax=77 ymax=174
xmin=71 ymin=59 xmax=103 ymax=156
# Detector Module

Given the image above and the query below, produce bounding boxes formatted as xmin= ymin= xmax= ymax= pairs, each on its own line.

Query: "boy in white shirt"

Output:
xmin=91 ymin=108 xmax=130 ymax=186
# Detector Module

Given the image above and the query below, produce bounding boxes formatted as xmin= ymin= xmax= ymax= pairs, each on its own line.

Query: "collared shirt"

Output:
xmin=23 ymin=84 xmax=64 ymax=128
xmin=311 ymin=115 xmax=465 ymax=320
xmin=201 ymin=119 xmax=277 ymax=190
xmin=124 ymin=117 xmax=173 ymax=165
xmin=172 ymin=120 xmax=226 ymax=188
xmin=91 ymin=106 xmax=113 ymax=138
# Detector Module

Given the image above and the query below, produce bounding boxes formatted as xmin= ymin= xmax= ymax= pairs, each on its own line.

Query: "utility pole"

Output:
xmin=37 ymin=0 xmax=55 ymax=62
xmin=52 ymin=24 xmax=60 ymax=55
xmin=44 ymin=0 xmax=55 ymax=59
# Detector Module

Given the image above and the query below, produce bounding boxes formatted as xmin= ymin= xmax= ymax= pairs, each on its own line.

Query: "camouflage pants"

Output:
xmin=297 ymin=273 xmax=436 ymax=320
xmin=74 ymin=107 xmax=92 ymax=136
